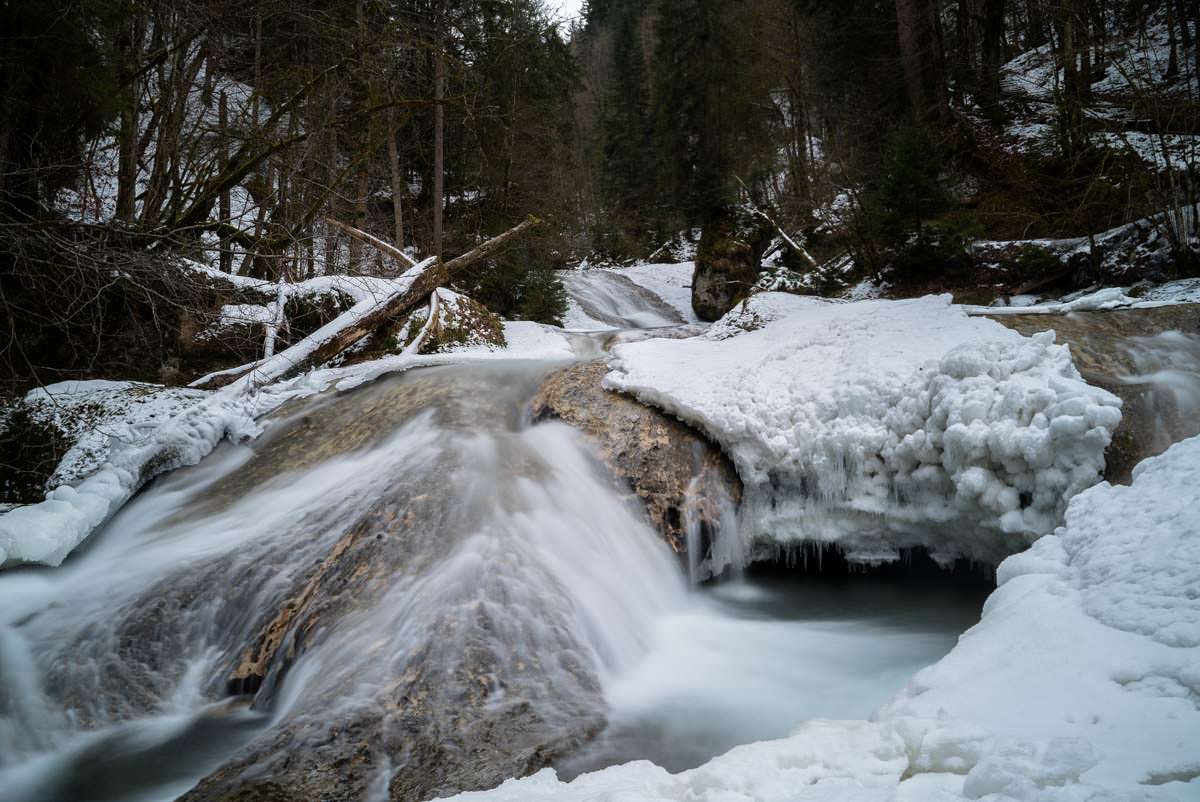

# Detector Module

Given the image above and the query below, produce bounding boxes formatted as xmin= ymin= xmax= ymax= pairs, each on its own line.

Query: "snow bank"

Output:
xmin=606 ymin=293 xmax=1122 ymax=565
xmin=0 ymin=393 xmax=258 ymax=567
xmin=437 ymin=435 xmax=1200 ymax=802
xmin=882 ymin=435 xmax=1200 ymax=796
xmin=16 ymin=381 xmax=210 ymax=489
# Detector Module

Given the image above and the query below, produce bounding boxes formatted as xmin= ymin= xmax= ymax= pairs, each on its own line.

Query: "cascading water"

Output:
xmin=561 ymin=271 xmax=687 ymax=330
xmin=0 ymin=363 xmax=688 ymax=801
xmin=0 ymin=276 xmax=985 ymax=802
xmin=1118 ymin=329 xmax=1200 ymax=450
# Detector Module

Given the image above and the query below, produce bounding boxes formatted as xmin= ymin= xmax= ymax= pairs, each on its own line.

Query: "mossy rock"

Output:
xmin=397 ymin=288 xmax=506 ymax=355
xmin=692 ymin=204 xmax=775 ymax=321
xmin=0 ymin=400 xmax=69 ymax=505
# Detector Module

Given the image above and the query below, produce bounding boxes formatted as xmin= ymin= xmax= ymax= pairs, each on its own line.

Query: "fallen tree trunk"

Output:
xmin=223 ymin=215 xmax=541 ymax=392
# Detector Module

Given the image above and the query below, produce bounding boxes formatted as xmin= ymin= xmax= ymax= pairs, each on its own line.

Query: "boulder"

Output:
xmin=691 ymin=204 xmax=775 ymax=321
xmin=531 ymin=360 xmax=741 ymax=558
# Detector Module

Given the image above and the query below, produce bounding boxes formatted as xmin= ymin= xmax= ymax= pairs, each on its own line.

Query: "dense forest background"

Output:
xmin=1 ymin=0 xmax=1197 ymax=387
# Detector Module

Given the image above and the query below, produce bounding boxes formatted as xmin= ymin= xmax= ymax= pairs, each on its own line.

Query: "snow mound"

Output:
xmin=16 ymin=381 xmax=211 ymax=489
xmin=440 ymin=719 xmax=908 ymax=802
xmin=606 ymin=293 xmax=1122 ymax=565
xmin=1061 ymin=438 xmax=1200 ymax=647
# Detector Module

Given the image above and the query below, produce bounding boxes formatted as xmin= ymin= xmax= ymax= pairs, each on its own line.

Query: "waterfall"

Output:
xmin=0 ymin=363 xmax=685 ymax=802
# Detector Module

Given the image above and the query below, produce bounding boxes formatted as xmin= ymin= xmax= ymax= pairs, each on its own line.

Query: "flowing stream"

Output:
xmin=0 ymin=278 xmax=985 ymax=802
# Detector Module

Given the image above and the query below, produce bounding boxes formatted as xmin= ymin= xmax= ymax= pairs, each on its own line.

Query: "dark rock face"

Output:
xmin=531 ymin=360 xmax=742 ymax=555
xmin=990 ymin=304 xmax=1200 ymax=483
xmin=692 ymin=204 xmax=775 ymax=321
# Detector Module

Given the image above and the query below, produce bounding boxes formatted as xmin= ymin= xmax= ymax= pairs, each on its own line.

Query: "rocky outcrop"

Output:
xmin=531 ymin=360 xmax=741 ymax=555
xmin=692 ymin=204 xmax=775 ymax=321
xmin=35 ymin=366 xmax=609 ymax=802
xmin=990 ymin=303 xmax=1200 ymax=483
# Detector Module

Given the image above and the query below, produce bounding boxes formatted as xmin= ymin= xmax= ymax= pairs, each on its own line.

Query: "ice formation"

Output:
xmin=438 ymin=434 xmax=1200 ymax=802
xmin=606 ymin=293 xmax=1123 ymax=565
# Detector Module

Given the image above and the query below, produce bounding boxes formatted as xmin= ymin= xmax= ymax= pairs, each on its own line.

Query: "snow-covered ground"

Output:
xmin=998 ymin=18 xmax=1198 ymax=171
xmin=975 ymin=278 xmax=1200 ymax=314
xmin=440 ymin=434 xmax=1200 ymax=802
xmin=606 ymin=293 xmax=1122 ymax=566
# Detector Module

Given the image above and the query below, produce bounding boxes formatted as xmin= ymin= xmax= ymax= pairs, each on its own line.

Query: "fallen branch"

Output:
xmin=325 ymin=217 xmax=419 ymax=269
xmin=403 ymin=289 xmax=441 ymax=355
xmin=734 ymin=176 xmax=818 ymax=269
xmin=223 ymin=215 xmax=542 ymax=392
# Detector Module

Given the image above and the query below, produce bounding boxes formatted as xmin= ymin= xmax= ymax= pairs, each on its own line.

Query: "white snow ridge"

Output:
xmin=605 ymin=293 xmax=1123 ymax=566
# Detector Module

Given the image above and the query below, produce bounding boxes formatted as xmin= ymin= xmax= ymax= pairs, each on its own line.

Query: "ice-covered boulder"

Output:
xmin=606 ymin=293 xmax=1123 ymax=567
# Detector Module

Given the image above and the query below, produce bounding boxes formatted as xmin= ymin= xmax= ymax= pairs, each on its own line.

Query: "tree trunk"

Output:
xmin=433 ymin=13 xmax=446 ymax=260
xmin=325 ymin=93 xmax=339 ymax=274
xmin=216 ymin=216 xmax=541 ymax=392
xmin=981 ymin=0 xmax=1007 ymax=116
xmin=349 ymin=163 xmax=369 ymax=272
xmin=1059 ymin=0 xmax=1085 ymax=155
xmin=1026 ymin=0 xmax=1048 ymax=48
xmin=895 ymin=0 xmax=948 ymax=124
xmin=115 ymin=18 xmax=142 ymax=223
xmin=219 ymin=91 xmax=232 ymax=272
xmin=388 ymin=111 xmax=405 ymax=253
xmin=1167 ymin=0 xmax=1181 ymax=80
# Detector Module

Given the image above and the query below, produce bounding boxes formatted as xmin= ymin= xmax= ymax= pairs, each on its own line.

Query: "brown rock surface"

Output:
xmin=531 ymin=360 xmax=741 ymax=556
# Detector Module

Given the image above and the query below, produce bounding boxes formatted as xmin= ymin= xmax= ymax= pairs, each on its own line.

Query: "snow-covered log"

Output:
xmin=215 ymin=215 xmax=541 ymax=392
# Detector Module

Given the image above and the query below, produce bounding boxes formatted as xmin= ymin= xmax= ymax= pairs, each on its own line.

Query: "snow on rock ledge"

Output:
xmin=605 ymin=293 xmax=1122 ymax=566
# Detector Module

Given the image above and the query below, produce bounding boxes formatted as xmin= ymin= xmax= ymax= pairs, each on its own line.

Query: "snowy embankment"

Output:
xmin=0 ymin=320 xmax=573 ymax=568
xmin=442 ymin=434 xmax=1200 ymax=802
xmin=606 ymin=293 xmax=1122 ymax=566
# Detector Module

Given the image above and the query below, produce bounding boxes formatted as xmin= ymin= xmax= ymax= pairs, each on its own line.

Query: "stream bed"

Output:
xmin=0 ymin=275 xmax=998 ymax=801
xmin=558 ymin=574 xmax=986 ymax=778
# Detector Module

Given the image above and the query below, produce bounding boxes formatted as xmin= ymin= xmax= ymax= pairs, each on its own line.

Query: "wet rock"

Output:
xmin=33 ymin=366 xmax=606 ymax=802
xmin=531 ymin=360 xmax=741 ymax=554
xmin=989 ymin=303 xmax=1200 ymax=483
xmin=692 ymin=204 xmax=775 ymax=321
